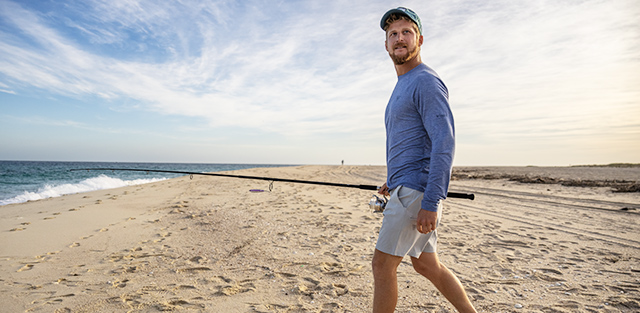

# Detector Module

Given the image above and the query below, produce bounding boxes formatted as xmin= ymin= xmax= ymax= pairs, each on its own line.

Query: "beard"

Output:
xmin=389 ymin=43 xmax=420 ymax=65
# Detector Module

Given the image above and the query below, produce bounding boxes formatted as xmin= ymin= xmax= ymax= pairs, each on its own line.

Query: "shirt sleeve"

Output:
xmin=415 ymin=76 xmax=455 ymax=212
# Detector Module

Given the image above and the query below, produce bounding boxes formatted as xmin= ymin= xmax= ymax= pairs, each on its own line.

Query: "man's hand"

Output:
xmin=378 ymin=183 xmax=390 ymax=197
xmin=416 ymin=209 xmax=438 ymax=234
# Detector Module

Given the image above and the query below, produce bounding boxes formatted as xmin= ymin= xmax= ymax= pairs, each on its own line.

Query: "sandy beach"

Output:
xmin=1 ymin=165 xmax=638 ymax=312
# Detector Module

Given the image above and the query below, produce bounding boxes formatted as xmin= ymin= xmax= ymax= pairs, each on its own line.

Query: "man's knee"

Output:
xmin=372 ymin=249 xmax=402 ymax=277
xmin=411 ymin=253 xmax=441 ymax=279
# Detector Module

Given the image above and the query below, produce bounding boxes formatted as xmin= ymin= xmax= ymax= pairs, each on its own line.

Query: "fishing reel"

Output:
xmin=369 ymin=194 xmax=388 ymax=213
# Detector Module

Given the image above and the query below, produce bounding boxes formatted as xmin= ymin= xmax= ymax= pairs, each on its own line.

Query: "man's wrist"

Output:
xmin=421 ymin=199 xmax=441 ymax=212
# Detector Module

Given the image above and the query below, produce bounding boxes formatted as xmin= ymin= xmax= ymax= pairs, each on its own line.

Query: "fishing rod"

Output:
xmin=70 ymin=168 xmax=475 ymax=200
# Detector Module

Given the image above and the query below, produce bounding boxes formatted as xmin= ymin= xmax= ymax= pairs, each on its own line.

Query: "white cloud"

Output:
xmin=413 ymin=0 xmax=640 ymax=164
xmin=0 ymin=0 xmax=391 ymax=136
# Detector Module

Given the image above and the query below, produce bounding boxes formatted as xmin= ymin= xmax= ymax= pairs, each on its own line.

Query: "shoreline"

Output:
xmin=0 ymin=162 xmax=297 ymax=206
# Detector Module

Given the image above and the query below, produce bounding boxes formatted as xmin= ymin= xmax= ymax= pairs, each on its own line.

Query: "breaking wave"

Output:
xmin=0 ymin=175 xmax=166 ymax=206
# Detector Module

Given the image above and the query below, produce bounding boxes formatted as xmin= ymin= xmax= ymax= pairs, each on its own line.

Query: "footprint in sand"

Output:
xmin=215 ymin=282 xmax=256 ymax=296
xmin=176 ymin=267 xmax=212 ymax=274
xmin=322 ymin=302 xmax=344 ymax=310
xmin=157 ymin=232 xmax=172 ymax=238
xmin=188 ymin=256 xmax=207 ymax=264
xmin=252 ymin=304 xmax=288 ymax=312
xmin=10 ymin=227 xmax=26 ymax=231
xmin=69 ymin=242 xmax=80 ymax=248
xmin=17 ymin=264 xmax=34 ymax=272
xmin=159 ymin=299 xmax=204 ymax=310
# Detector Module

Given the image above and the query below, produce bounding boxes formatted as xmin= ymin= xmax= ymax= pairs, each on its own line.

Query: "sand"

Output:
xmin=0 ymin=165 xmax=638 ymax=312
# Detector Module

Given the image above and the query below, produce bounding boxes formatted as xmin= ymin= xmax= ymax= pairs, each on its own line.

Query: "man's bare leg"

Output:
xmin=411 ymin=252 xmax=477 ymax=313
xmin=372 ymin=249 xmax=403 ymax=313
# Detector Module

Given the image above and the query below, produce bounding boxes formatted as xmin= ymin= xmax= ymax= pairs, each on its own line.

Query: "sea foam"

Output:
xmin=0 ymin=174 xmax=166 ymax=206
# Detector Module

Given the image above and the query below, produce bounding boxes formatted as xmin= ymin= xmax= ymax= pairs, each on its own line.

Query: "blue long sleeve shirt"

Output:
xmin=385 ymin=63 xmax=455 ymax=212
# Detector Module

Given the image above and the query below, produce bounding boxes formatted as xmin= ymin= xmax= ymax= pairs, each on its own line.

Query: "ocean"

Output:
xmin=0 ymin=161 xmax=291 ymax=206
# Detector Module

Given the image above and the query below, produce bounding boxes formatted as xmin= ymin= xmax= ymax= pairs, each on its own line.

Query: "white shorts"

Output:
xmin=375 ymin=186 xmax=443 ymax=258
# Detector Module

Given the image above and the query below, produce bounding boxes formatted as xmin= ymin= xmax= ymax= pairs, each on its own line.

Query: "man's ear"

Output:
xmin=385 ymin=40 xmax=389 ymax=52
xmin=418 ymin=35 xmax=424 ymax=47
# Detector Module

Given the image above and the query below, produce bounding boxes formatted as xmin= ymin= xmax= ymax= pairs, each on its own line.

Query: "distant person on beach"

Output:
xmin=373 ymin=7 xmax=477 ymax=313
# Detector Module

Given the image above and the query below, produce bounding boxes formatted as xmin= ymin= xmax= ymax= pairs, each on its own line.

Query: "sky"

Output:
xmin=0 ymin=0 xmax=638 ymax=166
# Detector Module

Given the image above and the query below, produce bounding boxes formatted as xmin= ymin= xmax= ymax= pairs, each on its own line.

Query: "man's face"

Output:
xmin=385 ymin=19 xmax=422 ymax=65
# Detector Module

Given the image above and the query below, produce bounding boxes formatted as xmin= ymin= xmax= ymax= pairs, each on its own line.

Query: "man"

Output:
xmin=372 ymin=7 xmax=477 ymax=313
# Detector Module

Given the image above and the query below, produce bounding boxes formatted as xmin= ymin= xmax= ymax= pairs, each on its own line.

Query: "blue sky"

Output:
xmin=1 ymin=0 xmax=638 ymax=166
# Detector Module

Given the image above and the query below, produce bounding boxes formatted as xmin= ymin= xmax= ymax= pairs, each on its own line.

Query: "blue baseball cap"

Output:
xmin=380 ymin=7 xmax=422 ymax=35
